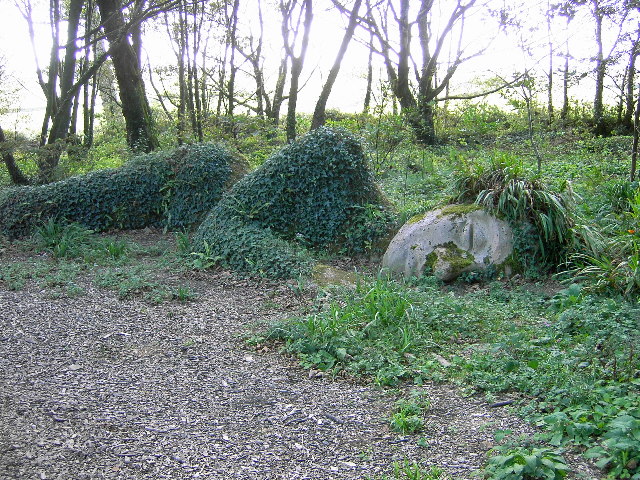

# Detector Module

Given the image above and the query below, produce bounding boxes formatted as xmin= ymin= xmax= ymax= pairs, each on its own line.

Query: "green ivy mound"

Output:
xmin=193 ymin=127 xmax=393 ymax=278
xmin=0 ymin=143 xmax=247 ymax=238
xmin=161 ymin=143 xmax=248 ymax=230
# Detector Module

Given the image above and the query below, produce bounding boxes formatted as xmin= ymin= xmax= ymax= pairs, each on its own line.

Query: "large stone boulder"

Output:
xmin=382 ymin=205 xmax=514 ymax=281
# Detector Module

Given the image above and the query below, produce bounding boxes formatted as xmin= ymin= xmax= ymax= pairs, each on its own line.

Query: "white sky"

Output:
xmin=0 ymin=0 xmax=630 ymax=135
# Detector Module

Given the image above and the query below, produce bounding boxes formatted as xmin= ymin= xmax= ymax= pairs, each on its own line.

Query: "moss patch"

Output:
xmin=408 ymin=212 xmax=428 ymax=225
xmin=425 ymin=251 xmax=438 ymax=271
xmin=423 ymin=242 xmax=476 ymax=281
xmin=438 ymin=203 xmax=483 ymax=218
xmin=436 ymin=242 xmax=474 ymax=270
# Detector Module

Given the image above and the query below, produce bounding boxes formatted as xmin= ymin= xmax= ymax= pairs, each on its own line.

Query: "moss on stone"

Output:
xmin=438 ymin=203 xmax=483 ymax=218
xmin=424 ymin=251 xmax=438 ymax=270
xmin=499 ymin=252 xmax=522 ymax=276
xmin=436 ymin=241 xmax=474 ymax=270
xmin=422 ymin=242 xmax=475 ymax=280
xmin=407 ymin=212 xmax=427 ymax=225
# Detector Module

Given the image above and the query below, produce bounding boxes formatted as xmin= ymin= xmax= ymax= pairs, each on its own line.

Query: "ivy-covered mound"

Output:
xmin=192 ymin=127 xmax=394 ymax=278
xmin=0 ymin=143 xmax=247 ymax=239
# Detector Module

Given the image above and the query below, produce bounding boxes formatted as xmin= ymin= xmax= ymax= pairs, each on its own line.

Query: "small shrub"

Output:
xmin=339 ymin=203 xmax=398 ymax=255
xmin=41 ymin=262 xmax=83 ymax=290
xmin=363 ymin=113 xmax=412 ymax=175
xmin=34 ymin=219 xmax=94 ymax=258
xmin=174 ymin=231 xmax=192 ymax=257
xmin=188 ymin=240 xmax=222 ymax=270
xmin=541 ymin=382 xmax=640 ymax=448
xmin=567 ymin=187 xmax=640 ymax=297
xmin=385 ymin=461 xmax=448 ymax=480
xmin=390 ymin=391 xmax=430 ymax=435
xmin=584 ymin=414 xmax=640 ymax=479
xmin=99 ymin=238 xmax=129 ymax=260
xmin=94 ymin=265 xmax=159 ymax=300
xmin=596 ymin=179 xmax=638 ymax=216
xmin=171 ymin=285 xmax=197 ymax=302
xmin=578 ymin=136 xmax=632 ymax=158
xmin=265 ymin=276 xmax=444 ymax=384
xmin=445 ymin=101 xmax=510 ymax=141
xmin=484 ymin=446 xmax=569 ymax=480
xmin=453 ymin=165 xmax=577 ymax=272
xmin=0 ymin=261 xmax=53 ymax=290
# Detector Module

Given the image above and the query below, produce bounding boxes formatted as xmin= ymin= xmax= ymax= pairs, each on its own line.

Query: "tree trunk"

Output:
xmin=617 ymin=67 xmax=628 ymax=126
xmin=216 ymin=39 xmax=229 ymax=116
xmin=183 ymin=8 xmax=197 ymax=139
xmin=242 ymin=0 xmax=265 ymax=119
xmin=363 ymin=31 xmax=373 ymax=114
xmin=268 ymin=59 xmax=288 ymax=125
xmin=592 ymin=0 xmax=607 ymax=136
xmin=285 ymin=0 xmax=313 ymax=142
xmin=395 ymin=0 xmax=417 ymax=113
xmin=252 ymin=56 xmax=265 ymax=119
xmin=191 ymin=0 xmax=204 ymax=141
xmin=286 ymin=60 xmax=303 ymax=142
xmin=83 ymin=0 xmax=97 ymax=149
xmin=631 ymin=86 xmax=640 ymax=181
xmin=375 ymin=0 xmax=420 ymax=134
xmin=96 ymin=0 xmax=159 ymax=153
xmin=623 ymin=34 xmax=639 ymax=132
xmin=310 ymin=0 xmax=361 ymax=130
xmin=47 ymin=0 xmax=83 ymax=144
xmin=242 ymin=47 xmax=266 ymax=119
xmin=227 ymin=0 xmax=240 ymax=116
xmin=165 ymin=0 xmax=205 ymax=143
xmin=561 ymin=46 xmax=570 ymax=120
xmin=416 ymin=100 xmax=436 ymax=145
xmin=131 ymin=0 xmax=145 ymax=71
xmin=175 ymin=5 xmax=188 ymax=144
xmin=0 ymin=126 xmax=30 ymax=185
xmin=84 ymin=74 xmax=99 ymax=148
xmin=35 ymin=0 xmax=84 ymax=182
xmin=95 ymin=41 xmax=119 ymax=119
xmin=70 ymin=87 xmax=81 ymax=136
xmin=546 ymin=1 xmax=554 ymax=124
xmin=41 ymin=0 xmax=61 ymax=148
xmin=365 ymin=0 xmax=474 ymax=144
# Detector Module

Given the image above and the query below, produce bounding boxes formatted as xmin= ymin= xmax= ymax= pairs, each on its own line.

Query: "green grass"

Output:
xmin=94 ymin=265 xmax=159 ymax=299
xmin=262 ymin=274 xmax=639 ymax=478
xmin=169 ymin=284 xmax=198 ymax=302
xmin=371 ymin=462 xmax=449 ymax=480
xmin=264 ymin=276 xmax=554 ymax=385
xmin=389 ymin=390 xmax=430 ymax=434
xmin=0 ymin=260 xmax=56 ymax=290
xmin=0 ymin=220 xmax=194 ymax=303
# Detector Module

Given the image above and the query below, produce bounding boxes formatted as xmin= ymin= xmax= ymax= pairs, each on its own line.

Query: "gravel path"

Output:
xmin=0 ymin=272 xmax=568 ymax=479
